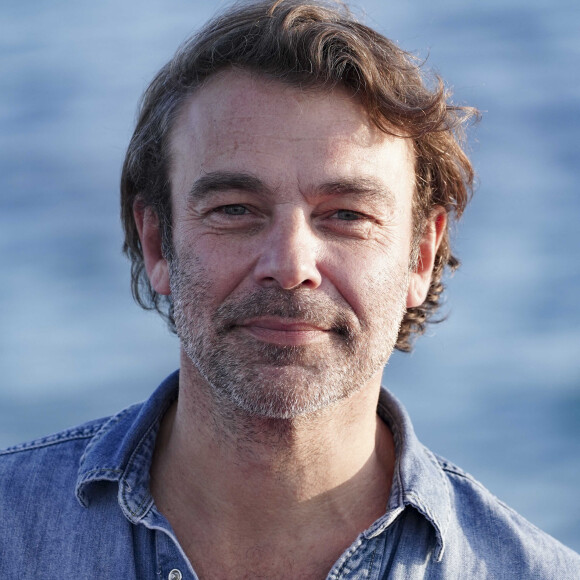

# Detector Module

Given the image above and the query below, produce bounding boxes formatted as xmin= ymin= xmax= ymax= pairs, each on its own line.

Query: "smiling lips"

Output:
xmin=237 ymin=317 xmax=331 ymax=346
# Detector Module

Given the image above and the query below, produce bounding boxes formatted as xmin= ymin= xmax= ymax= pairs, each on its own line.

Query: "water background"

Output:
xmin=1 ymin=0 xmax=579 ymax=552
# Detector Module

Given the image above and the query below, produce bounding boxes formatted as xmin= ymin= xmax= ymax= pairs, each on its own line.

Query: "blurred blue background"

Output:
xmin=1 ymin=0 xmax=578 ymax=552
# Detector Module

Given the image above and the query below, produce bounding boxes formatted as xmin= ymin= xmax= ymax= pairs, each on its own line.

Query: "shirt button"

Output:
xmin=168 ymin=570 xmax=182 ymax=580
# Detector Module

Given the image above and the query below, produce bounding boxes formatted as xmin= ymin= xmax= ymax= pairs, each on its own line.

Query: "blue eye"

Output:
xmin=335 ymin=209 xmax=363 ymax=221
xmin=221 ymin=205 xmax=248 ymax=215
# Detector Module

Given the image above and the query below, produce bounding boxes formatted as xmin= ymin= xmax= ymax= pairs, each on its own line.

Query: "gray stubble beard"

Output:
xmin=169 ymin=253 xmax=409 ymax=420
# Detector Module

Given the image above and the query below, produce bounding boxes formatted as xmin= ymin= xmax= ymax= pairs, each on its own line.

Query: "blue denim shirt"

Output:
xmin=1 ymin=370 xmax=579 ymax=579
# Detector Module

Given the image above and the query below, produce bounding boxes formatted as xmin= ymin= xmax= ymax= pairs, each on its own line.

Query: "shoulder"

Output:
xmin=1 ymin=417 xmax=107 ymax=456
xmin=0 ymin=417 xmax=110 ymax=507
xmin=433 ymin=454 xmax=580 ymax=578
xmin=0 ymin=417 xmax=108 ymax=474
xmin=0 ymin=401 xmax=144 ymax=493
xmin=0 ymin=415 xmax=118 ymax=520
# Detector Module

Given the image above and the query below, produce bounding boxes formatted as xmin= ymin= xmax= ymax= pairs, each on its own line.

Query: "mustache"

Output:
xmin=213 ymin=288 xmax=358 ymax=341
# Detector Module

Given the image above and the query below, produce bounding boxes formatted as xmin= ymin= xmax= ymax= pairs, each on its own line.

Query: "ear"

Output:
xmin=133 ymin=198 xmax=171 ymax=296
xmin=407 ymin=206 xmax=447 ymax=308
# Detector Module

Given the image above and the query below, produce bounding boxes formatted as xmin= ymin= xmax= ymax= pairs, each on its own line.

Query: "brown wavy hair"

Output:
xmin=121 ymin=0 xmax=478 ymax=352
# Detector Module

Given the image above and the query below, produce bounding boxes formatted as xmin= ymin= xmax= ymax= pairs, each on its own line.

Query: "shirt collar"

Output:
xmin=75 ymin=372 xmax=449 ymax=559
xmin=75 ymin=370 xmax=179 ymax=518
xmin=374 ymin=387 xmax=451 ymax=562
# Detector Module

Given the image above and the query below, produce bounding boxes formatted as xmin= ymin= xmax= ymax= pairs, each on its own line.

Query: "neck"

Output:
xmin=150 ymin=353 xmax=395 ymax=577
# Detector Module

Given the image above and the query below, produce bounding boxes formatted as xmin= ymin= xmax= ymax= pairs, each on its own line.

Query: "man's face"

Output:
xmin=166 ymin=71 xmax=418 ymax=418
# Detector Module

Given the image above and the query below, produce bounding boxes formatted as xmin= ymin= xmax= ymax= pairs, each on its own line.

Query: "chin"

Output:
xmin=208 ymin=365 xmax=364 ymax=420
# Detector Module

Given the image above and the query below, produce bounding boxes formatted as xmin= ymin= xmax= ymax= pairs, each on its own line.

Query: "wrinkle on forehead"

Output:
xmin=172 ymin=69 xmax=397 ymax=153
xmin=168 ymin=69 xmax=415 ymax=206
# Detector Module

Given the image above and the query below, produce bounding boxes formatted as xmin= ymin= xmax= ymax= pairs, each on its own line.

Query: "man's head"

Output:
xmin=136 ymin=70 xmax=431 ymax=418
xmin=121 ymin=0 xmax=477 ymax=353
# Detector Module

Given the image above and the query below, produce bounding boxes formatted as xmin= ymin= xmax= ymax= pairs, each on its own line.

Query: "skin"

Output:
xmin=135 ymin=70 xmax=445 ymax=579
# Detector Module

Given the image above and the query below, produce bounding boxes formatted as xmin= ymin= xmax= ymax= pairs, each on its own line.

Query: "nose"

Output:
xmin=253 ymin=208 xmax=322 ymax=290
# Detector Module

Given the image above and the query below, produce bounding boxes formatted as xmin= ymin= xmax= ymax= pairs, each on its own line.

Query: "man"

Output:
xmin=1 ymin=0 xmax=578 ymax=578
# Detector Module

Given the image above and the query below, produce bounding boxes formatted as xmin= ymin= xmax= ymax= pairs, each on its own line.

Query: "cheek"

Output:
xmin=173 ymin=233 xmax=257 ymax=299
xmin=324 ymin=246 xmax=410 ymax=326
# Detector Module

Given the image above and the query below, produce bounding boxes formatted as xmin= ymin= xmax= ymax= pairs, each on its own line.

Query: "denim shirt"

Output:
xmin=1 ymin=370 xmax=579 ymax=579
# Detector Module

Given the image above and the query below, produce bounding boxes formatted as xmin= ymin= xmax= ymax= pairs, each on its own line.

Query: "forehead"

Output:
xmin=168 ymin=70 xmax=415 ymax=199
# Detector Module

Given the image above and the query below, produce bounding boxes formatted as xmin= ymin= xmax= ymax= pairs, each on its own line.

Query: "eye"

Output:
xmin=216 ymin=204 xmax=249 ymax=216
xmin=204 ymin=202 xmax=262 ymax=231
xmin=334 ymin=209 xmax=365 ymax=221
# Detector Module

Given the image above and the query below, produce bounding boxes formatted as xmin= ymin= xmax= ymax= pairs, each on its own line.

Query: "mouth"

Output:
xmin=236 ymin=317 xmax=332 ymax=346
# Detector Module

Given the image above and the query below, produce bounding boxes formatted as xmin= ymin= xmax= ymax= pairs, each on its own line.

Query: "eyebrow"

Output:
xmin=188 ymin=172 xmax=270 ymax=202
xmin=314 ymin=177 xmax=395 ymax=205
xmin=188 ymin=171 xmax=395 ymax=205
